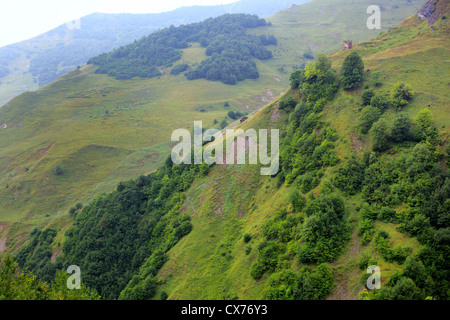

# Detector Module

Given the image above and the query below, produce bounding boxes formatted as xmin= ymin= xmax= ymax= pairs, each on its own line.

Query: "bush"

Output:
xmin=290 ymin=69 xmax=305 ymax=88
xmin=250 ymin=262 xmax=265 ymax=280
xmin=371 ymin=71 xmax=382 ymax=87
xmin=390 ymin=82 xmax=414 ymax=110
xmin=361 ymin=89 xmax=375 ymax=106
xmin=170 ymin=63 xmax=190 ymax=75
xmin=370 ymin=94 xmax=389 ymax=112
xmin=53 ymin=164 xmax=63 ymax=176
xmin=360 ymin=105 xmax=381 ymax=134
xmin=341 ymin=51 xmax=364 ymax=90
xmin=370 ymin=120 xmax=390 ymax=152
xmin=279 ymin=95 xmax=297 ymax=110
xmin=243 ymin=233 xmax=252 ymax=243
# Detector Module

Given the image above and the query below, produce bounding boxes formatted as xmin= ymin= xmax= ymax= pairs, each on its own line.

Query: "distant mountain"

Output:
xmin=0 ymin=0 xmax=309 ymax=106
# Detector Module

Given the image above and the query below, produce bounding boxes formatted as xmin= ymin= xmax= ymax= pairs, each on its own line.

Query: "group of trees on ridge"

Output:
xmin=88 ymin=14 xmax=276 ymax=85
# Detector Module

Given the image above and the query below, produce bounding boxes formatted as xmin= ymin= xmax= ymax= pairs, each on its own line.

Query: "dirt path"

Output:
xmin=327 ymin=228 xmax=364 ymax=300
xmin=184 ymin=192 xmax=197 ymax=216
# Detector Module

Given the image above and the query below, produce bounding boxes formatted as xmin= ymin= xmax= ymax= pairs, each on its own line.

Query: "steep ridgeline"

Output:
xmin=88 ymin=14 xmax=275 ymax=85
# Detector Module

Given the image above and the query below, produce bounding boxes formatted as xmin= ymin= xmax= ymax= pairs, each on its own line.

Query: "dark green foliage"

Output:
xmin=341 ymin=51 xmax=364 ymax=90
xmin=414 ymin=108 xmax=439 ymax=143
xmin=370 ymin=119 xmax=390 ymax=152
xmin=361 ymin=89 xmax=375 ymax=106
xmin=62 ymin=160 xmax=205 ymax=299
xmin=160 ymin=291 xmax=169 ymax=300
xmin=299 ymin=193 xmax=350 ymax=263
xmin=227 ymin=110 xmax=244 ymax=120
xmin=289 ymin=69 xmax=304 ymax=88
xmin=14 ymin=228 xmax=61 ymax=284
xmin=262 ymin=209 xmax=298 ymax=243
xmin=249 ymin=240 xmax=283 ymax=279
xmin=1 ymin=254 xmax=100 ymax=300
xmin=220 ymin=118 xmax=228 ymax=129
xmin=264 ymin=264 xmax=334 ymax=300
xmin=243 ymin=233 xmax=252 ymax=243
xmin=390 ymin=82 xmax=414 ymax=110
xmin=377 ymin=207 xmax=397 ymax=223
xmin=53 ymin=164 xmax=63 ymax=176
xmin=360 ymin=105 xmax=381 ymax=134
xmin=391 ymin=115 xmax=413 ymax=143
xmin=170 ymin=63 xmax=190 ymax=75
xmin=370 ymin=94 xmax=389 ymax=112
xmin=371 ymin=71 xmax=382 ymax=87
xmin=374 ymin=230 xmax=411 ymax=264
xmin=278 ymin=95 xmax=297 ymax=110
xmin=333 ymin=157 xmax=365 ymax=195
xmin=289 ymin=189 xmax=306 ymax=212
xmin=301 ymin=55 xmax=338 ymax=102
xmin=89 ymin=14 xmax=275 ymax=84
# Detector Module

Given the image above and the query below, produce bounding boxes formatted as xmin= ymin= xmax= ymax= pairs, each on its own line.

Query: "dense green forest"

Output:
xmin=11 ymin=156 xmax=210 ymax=299
xmin=88 ymin=14 xmax=276 ymax=84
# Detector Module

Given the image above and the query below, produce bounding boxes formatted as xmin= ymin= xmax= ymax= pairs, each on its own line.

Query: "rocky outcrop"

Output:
xmin=417 ymin=0 xmax=445 ymax=25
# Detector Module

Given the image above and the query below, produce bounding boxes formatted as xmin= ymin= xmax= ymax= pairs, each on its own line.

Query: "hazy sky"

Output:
xmin=0 ymin=0 xmax=237 ymax=47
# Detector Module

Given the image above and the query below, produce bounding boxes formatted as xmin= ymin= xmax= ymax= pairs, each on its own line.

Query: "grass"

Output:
xmin=0 ymin=0 xmax=424 ymax=251
xmin=153 ymin=3 xmax=448 ymax=300
xmin=0 ymin=0 xmax=440 ymax=300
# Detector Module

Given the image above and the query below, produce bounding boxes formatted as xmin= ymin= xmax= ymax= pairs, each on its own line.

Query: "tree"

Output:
xmin=391 ymin=115 xmax=412 ymax=142
xmin=370 ymin=119 xmax=390 ymax=152
xmin=371 ymin=71 xmax=382 ymax=87
xmin=370 ymin=94 xmax=389 ymax=112
xmin=361 ymin=89 xmax=375 ymax=106
xmin=360 ymin=106 xmax=381 ymax=134
xmin=301 ymin=54 xmax=338 ymax=102
xmin=390 ymin=82 xmax=414 ymax=110
xmin=414 ymin=108 xmax=439 ymax=142
xmin=341 ymin=51 xmax=364 ymax=90
xmin=279 ymin=95 xmax=297 ymax=110
xmin=290 ymin=69 xmax=305 ymax=88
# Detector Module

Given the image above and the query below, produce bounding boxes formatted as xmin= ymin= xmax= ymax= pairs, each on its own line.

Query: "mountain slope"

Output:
xmin=152 ymin=1 xmax=449 ymax=300
xmin=0 ymin=1 xmax=426 ymax=254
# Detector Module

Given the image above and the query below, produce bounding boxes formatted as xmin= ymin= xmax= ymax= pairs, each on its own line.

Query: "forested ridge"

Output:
xmin=88 ymin=14 xmax=276 ymax=85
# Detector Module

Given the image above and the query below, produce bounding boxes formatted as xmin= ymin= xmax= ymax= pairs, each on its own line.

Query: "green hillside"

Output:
xmin=1 ymin=0 xmax=445 ymax=301
xmin=152 ymin=2 xmax=449 ymax=300
xmin=0 ymin=0 xmax=426 ymax=255
xmin=0 ymin=0 xmax=310 ymax=107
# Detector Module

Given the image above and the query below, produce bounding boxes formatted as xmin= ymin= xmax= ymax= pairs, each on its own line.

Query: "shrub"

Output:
xmin=53 ymin=164 xmax=63 ymax=176
xmin=341 ymin=51 xmax=364 ymax=90
xmin=361 ymin=89 xmax=375 ymax=106
xmin=390 ymin=82 xmax=414 ymax=110
xmin=370 ymin=94 xmax=389 ymax=112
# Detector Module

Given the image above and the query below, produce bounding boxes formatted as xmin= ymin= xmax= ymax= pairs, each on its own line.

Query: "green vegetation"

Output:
xmin=341 ymin=51 xmax=364 ymax=90
xmin=1 ymin=254 xmax=99 ymax=300
xmin=89 ymin=14 xmax=275 ymax=85
xmin=0 ymin=0 xmax=447 ymax=301
xmin=62 ymin=160 xmax=208 ymax=299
